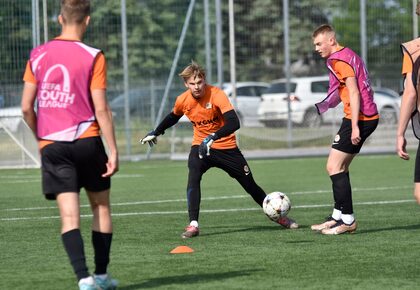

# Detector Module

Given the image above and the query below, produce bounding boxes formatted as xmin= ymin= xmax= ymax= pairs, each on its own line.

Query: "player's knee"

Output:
xmin=326 ymin=163 xmax=336 ymax=175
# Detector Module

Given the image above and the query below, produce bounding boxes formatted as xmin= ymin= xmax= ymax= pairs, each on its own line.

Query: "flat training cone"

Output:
xmin=170 ymin=245 xmax=194 ymax=254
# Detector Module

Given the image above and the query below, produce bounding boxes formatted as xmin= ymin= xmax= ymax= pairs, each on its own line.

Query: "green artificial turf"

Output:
xmin=1 ymin=154 xmax=420 ymax=289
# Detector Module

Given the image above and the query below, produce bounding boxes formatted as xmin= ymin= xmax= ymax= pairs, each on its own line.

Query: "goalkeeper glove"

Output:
xmin=198 ymin=133 xmax=218 ymax=159
xmin=140 ymin=130 xmax=158 ymax=147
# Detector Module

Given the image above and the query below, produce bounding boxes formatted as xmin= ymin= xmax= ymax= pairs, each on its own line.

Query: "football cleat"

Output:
xmin=277 ymin=216 xmax=299 ymax=229
xmin=321 ymin=220 xmax=357 ymax=235
xmin=94 ymin=274 xmax=118 ymax=290
xmin=311 ymin=215 xmax=339 ymax=231
xmin=181 ymin=225 xmax=199 ymax=238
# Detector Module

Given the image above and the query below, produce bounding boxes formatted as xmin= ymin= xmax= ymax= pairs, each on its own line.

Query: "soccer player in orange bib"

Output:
xmin=311 ymin=25 xmax=379 ymax=235
xmin=141 ymin=61 xmax=299 ymax=238
xmin=21 ymin=1 xmax=118 ymax=289
xmin=397 ymin=2 xmax=420 ymax=206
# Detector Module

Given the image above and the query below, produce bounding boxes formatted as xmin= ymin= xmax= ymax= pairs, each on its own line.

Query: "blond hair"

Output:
xmin=178 ymin=61 xmax=206 ymax=81
xmin=312 ymin=24 xmax=336 ymax=38
xmin=60 ymin=0 xmax=90 ymax=24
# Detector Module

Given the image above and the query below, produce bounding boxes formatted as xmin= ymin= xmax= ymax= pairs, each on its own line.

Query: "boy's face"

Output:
xmin=184 ymin=75 xmax=206 ymax=99
xmin=313 ymin=32 xmax=335 ymax=59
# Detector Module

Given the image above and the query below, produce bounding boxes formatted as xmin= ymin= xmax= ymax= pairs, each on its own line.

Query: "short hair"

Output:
xmin=312 ymin=24 xmax=335 ymax=38
xmin=179 ymin=61 xmax=206 ymax=81
xmin=60 ymin=0 xmax=90 ymax=24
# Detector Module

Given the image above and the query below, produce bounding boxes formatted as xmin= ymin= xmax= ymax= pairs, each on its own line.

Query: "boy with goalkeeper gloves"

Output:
xmin=140 ymin=61 xmax=298 ymax=238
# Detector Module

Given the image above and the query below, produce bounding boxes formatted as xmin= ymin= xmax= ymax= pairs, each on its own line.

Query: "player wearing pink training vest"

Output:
xmin=21 ymin=1 xmax=118 ymax=289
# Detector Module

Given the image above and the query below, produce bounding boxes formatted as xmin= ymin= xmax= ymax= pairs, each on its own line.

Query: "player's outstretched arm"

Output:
xmin=139 ymin=112 xmax=182 ymax=147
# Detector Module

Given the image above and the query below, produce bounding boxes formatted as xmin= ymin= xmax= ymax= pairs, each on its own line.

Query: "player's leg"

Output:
xmin=76 ymin=137 xmax=117 ymax=289
xmin=56 ymin=192 xmax=91 ymax=283
xmin=214 ymin=148 xmax=298 ymax=229
xmin=182 ymin=146 xmax=210 ymax=238
xmin=320 ymin=119 xmax=377 ymax=235
xmin=313 ymin=149 xmax=357 ymax=233
xmin=327 ymin=149 xmax=356 ymax=221
xmin=312 ymin=118 xmax=355 ymax=232
xmin=86 ymin=189 xmax=117 ymax=289
xmin=414 ymin=183 xmax=420 ymax=204
xmin=41 ymin=142 xmax=93 ymax=286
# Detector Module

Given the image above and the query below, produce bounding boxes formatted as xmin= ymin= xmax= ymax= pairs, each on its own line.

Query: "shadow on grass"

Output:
xmin=357 ymin=223 xmax=420 ymax=234
xmin=118 ymin=269 xmax=263 ymax=289
xmin=199 ymin=225 xmax=286 ymax=237
xmin=199 ymin=223 xmax=308 ymax=237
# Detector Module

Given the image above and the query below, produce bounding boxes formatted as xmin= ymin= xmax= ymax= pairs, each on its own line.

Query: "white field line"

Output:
xmin=0 ymin=173 xmax=144 ymax=184
xmin=0 ymin=199 xmax=414 ymax=221
xmin=0 ymin=199 xmax=414 ymax=222
xmin=2 ymin=184 xmax=412 ymax=212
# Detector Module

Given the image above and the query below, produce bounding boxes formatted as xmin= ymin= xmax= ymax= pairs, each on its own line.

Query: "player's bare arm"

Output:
xmin=21 ymin=82 xmax=38 ymax=136
xmin=91 ymin=89 xmax=119 ymax=176
xmin=397 ymin=72 xmax=416 ymax=160
xmin=346 ymin=76 xmax=361 ymax=145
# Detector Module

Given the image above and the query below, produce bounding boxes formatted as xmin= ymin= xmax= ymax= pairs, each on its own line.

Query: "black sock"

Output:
xmin=330 ymin=171 xmax=353 ymax=214
xmin=92 ymin=231 xmax=113 ymax=275
xmin=62 ymin=229 xmax=89 ymax=281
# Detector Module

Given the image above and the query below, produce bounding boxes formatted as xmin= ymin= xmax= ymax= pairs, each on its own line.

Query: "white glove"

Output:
xmin=140 ymin=130 xmax=158 ymax=147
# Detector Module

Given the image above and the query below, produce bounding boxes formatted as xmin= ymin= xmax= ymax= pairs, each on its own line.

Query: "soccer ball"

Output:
xmin=262 ymin=191 xmax=291 ymax=221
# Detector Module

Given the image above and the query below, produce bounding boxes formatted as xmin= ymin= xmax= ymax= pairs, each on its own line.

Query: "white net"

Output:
xmin=0 ymin=110 xmax=40 ymax=169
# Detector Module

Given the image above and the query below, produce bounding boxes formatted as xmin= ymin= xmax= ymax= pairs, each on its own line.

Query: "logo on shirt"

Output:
xmin=38 ymin=64 xmax=75 ymax=109
xmin=190 ymin=116 xmax=220 ymax=127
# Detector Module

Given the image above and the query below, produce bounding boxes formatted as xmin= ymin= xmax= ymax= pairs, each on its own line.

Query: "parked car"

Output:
xmin=109 ymin=87 xmax=184 ymax=119
xmin=258 ymin=76 xmax=401 ymax=127
xmin=221 ymin=82 xmax=269 ymax=126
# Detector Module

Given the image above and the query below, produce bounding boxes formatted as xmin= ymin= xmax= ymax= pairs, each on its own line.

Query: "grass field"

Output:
xmin=1 ymin=153 xmax=420 ymax=289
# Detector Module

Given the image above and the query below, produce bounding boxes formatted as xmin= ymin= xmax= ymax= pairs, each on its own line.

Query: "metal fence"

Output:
xmin=0 ymin=0 xmax=418 ymax=165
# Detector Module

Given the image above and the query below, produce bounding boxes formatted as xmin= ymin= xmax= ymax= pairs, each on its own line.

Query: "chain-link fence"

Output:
xmin=0 ymin=0 xmax=417 ymax=165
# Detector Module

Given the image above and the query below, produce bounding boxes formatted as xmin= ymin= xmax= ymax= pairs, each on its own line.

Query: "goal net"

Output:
xmin=0 ymin=112 xmax=40 ymax=169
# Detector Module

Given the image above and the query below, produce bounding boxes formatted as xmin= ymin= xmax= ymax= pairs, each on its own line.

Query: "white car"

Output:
xmin=222 ymin=82 xmax=269 ymax=126
xmin=258 ymin=76 xmax=400 ymax=127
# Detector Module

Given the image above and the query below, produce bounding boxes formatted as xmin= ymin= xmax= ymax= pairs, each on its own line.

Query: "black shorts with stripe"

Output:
xmin=40 ymin=136 xmax=110 ymax=200
xmin=332 ymin=118 xmax=378 ymax=154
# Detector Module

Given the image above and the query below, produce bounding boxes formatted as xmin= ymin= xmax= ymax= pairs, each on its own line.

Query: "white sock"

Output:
xmin=341 ymin=214 xmax=355 ymax=225
xmin=190 ymin=220 xmax=199 ymax=228
xmin=332 ymin=209 xmax=342 ymax=221
xmin=78 ymin=276 xmax=94 ymax=286
xmin=94 ymin=273 xmax=108 ymax=280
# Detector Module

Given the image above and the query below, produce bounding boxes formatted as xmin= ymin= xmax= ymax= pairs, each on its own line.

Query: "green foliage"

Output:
xmin=2 ymin=1 xmax=417 ymax=99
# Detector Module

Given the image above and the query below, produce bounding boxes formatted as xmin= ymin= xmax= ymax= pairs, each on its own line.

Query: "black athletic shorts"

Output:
xmin=188 ymin=145 xmax=251 ymax=179
xmin=332 ymin=118 xmax=378 ymax=154
xmin=40 ymin=136 xmax=110 ymax=200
